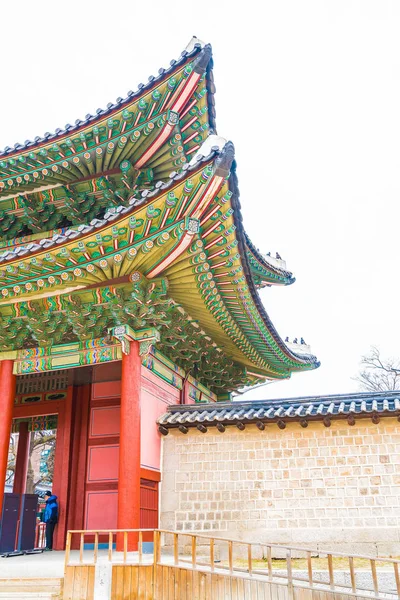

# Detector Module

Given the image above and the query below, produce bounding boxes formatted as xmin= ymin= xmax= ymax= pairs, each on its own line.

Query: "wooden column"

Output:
xmin=117 ymin=342 xmax=141 ymax=550
xmin=0 ymin=360 xmax=16 ymax=512
xmin=53 ymin=385 xmax=74 ymax=550
xmin=13 ymin=422 xmax=30 ymax=495
xmin=66 ymin=384 xmax=90 ymax=547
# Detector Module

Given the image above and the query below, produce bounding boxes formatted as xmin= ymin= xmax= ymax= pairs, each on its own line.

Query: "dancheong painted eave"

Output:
xmin=244 ymin=232 xmax=295 ymax=288
xmin=0 ymin=38 xmax=319 ymax=392
xmin=0 ymin=38 xmax=216 ymax=206
xmin=0 ymin=139 xmax=319 ymax=385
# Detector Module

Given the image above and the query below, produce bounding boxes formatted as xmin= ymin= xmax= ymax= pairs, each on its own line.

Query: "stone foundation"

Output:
xmin=160 ymin=418 xmax=400 ymax=556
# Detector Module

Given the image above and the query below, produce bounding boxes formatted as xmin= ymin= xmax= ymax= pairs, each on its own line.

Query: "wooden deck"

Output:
xmin=62 ymin=529 xmax=400 ymax=599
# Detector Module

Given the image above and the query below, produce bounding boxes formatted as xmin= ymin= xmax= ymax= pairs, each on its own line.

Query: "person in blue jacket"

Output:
xmin=43 ymin=491 xmax=58 ymax=551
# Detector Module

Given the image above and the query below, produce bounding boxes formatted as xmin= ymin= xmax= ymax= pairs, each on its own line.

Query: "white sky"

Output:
xmin=1 ymin=1 xmax=399 ymax=400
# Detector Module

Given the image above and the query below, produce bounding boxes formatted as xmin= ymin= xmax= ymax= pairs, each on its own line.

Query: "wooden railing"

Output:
xmin=65 ymin=529 xmax=155 ymax=566
xmin=64 ymin=528 xmax=400 ymax=600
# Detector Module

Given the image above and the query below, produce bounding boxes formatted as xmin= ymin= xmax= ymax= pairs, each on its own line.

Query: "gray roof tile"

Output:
xmin=158 ymin=391 xmax=400 ymax=432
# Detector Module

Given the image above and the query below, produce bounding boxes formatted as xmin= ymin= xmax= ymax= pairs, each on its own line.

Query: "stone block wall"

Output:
xmin=160 ymin=418 xmax=400 ymax=556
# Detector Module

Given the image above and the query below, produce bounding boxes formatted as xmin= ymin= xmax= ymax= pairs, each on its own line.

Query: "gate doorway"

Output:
xmin=8 ymin=369 xmax=72 ymax=550
xmin=8 ymin=417 xmax=58 ymax=497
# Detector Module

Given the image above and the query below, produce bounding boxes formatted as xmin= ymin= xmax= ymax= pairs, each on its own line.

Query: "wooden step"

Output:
xmin=0 ymin=577 xmax=62 ymax=598
xmin=0 ymin=592 xmax=61 ymax=600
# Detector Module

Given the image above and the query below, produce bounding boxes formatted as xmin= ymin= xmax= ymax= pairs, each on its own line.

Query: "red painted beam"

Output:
xmin=140 ymin=468 xmax=161 ymax=482
xmin=13 ymin=399 xmax=64 ymax=419
xmin=0 ymin=361 xmax=16 ymax=513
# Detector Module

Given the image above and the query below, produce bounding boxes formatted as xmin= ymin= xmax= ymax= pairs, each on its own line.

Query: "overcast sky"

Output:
xmin=1 ymin=1 xmax=399 ymax=400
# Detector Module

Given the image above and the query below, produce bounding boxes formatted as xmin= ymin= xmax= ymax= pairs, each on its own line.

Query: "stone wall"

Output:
xmin=160 ymin=418 xmax=400 ymax=556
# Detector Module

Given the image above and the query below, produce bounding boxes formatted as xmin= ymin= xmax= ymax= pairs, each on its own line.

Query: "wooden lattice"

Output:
xmin=16 ymin=370 xmax=70 ymax=395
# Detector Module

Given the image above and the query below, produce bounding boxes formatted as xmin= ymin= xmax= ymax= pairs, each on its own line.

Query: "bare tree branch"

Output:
xmin=6 ymin=428 xmax=57 ymax=493
xmin=353 ymin=347 xmax=400 ymax=392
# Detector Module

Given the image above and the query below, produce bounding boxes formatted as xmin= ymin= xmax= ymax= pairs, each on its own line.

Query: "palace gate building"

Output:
xmin=0 ymin=39 xmax=319 ymax=550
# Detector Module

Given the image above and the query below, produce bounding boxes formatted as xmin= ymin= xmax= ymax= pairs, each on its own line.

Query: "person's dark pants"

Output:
xmin=45 ymin=521 xmax=56 ymax=550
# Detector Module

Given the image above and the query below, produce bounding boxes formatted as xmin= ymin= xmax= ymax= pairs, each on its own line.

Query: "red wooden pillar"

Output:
xmin=117 ymin=342 xmax=141 ymax=550
xmin=53 ymin=385 xmax=74 ymax=550
xmin=0 ymin=360 xmax=16 ymax=512
xmin=13 ymin=422 xmax=30 ymax=495
xmin=66 ymin=384 xmax=90 ymax=547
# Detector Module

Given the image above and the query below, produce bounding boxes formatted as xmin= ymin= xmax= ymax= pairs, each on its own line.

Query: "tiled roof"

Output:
xmin=227 ymin=162 xmax=319 ymax=368
xmin=157 ymin=391 xmax=400 ymax=432
xmin=0 ymin=144 xmax=221 ymax=263
xmin=244 ymin=232 xmax=295 ymax=286
xmin=0 ymin=39 xmax=216 ymax=158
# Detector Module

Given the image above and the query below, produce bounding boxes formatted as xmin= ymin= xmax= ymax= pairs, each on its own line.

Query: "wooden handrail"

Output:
xmin=64 ymin=527 xmax=400 ymax=600
xmin=155 ymin=529 xmax=400 ymax=564
xmin=66 ymin=527 xmax=400 ymax=565
xmin=67 ymin=529 xmax=154 ymax=534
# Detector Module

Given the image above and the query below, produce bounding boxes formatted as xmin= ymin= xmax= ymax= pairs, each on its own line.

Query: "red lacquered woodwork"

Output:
xmin=87 ymin=445 xmax=119 ymax=482
xmin=89 ymin=405 xmax=121 ymax=438
xmin=117 ymin=346 xmax=142 ymax=550
xmin=13 ymin=421 xmax=30 ymax=495
xmin=0 ymin=361 xmax=16 ymax=513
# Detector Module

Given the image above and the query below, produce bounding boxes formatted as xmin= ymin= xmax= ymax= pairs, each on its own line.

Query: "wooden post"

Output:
xmin=307 ymin=551 xmax=313 ymax=587
xmin=123 ymin=532 xmax=128 ymax=564
xmin=370 ymin=559 xmax=379 ymax=597
xmin=228 ymin=541 xmax=233 ymax=574
xmin=94 ymin=533 xmax=99 ymax=564
xmin=248 ymin=544 xmax=253 ymax=575
xmin=349 ymin=556 xmax=356 ymax=593
xmin=153 ymin=530 xmax=159 ymax=566
xmin=267 ymin=546 xmax=273 ymax=580
xmin=79 ymin=533 xmax=84 ymax=564
xmin=174 ymin=533 xmax=179 ymax=566
xmin=286 ymin=550 xmax=295 ymax=600
xmin=108 ymin=531 xmax=113 ymax=562
xmin=0 ymin=361 xmax=16 ymax=514
xmin=192 ymin=536 xmax=197 ymax=568
xmin=393 ymin=562 xmax=400 ymax=598
xmin=153 ymin=531 xmax=159 ymax=600
xmin=327 ymin=554 xmax=335 ymax=589
xmin=139 ymin=531 xmax=143 ymax=565
xmin=12 ymin=421 xmax=30 ymax=495
xmin=65 ymin=531 xmax=71 ymax=569
xmin=117 ymin=344 xmax=141 ymax=551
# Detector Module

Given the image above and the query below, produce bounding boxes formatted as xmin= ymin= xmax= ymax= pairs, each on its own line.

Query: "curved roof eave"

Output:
xmin=0 ymin=141 xmax=320 ymax=374
xmin=0 ymin=38 xmax=217 ymax=159
xmin=225 ymin=148 xmax=319 ymax=370
xmin=244 ymin=232 xmax=296 ymax=286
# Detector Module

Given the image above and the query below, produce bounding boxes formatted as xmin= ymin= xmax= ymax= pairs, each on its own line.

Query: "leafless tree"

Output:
xmin=26 ymin=431 xmax=56 ymax=494
xmin=6 ymin=429 xmax=56 ymax=493
xmin=353 ymin=346 xmax=400 ymax=392
xmin=6 ymin=435 xmax=17 ymax=485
